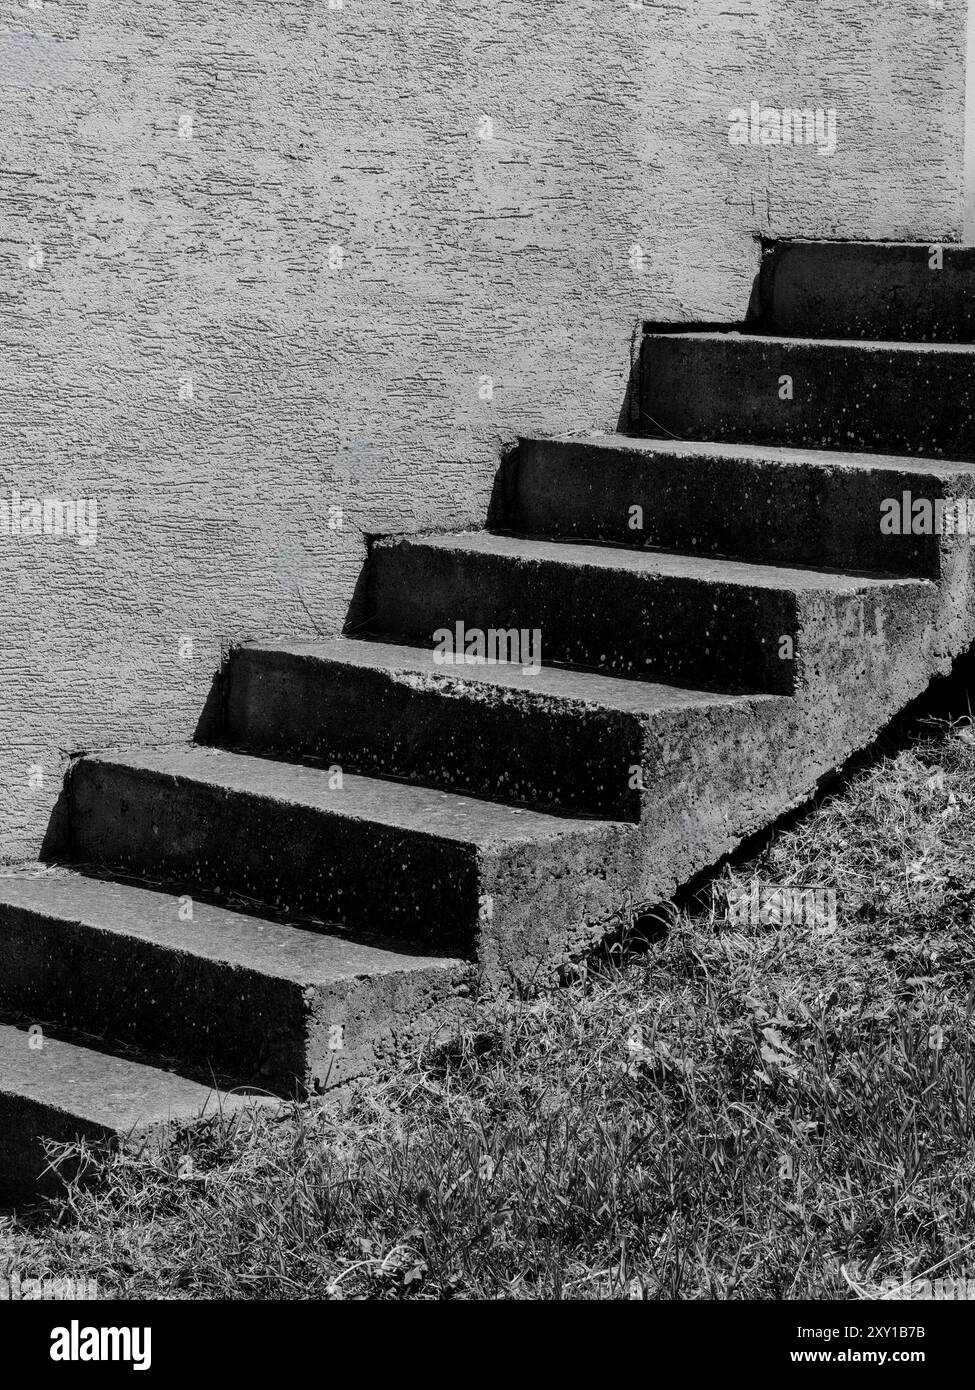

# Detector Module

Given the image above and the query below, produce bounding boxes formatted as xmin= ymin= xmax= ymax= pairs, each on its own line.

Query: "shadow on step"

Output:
xmin=0 ymin=1006 xmax=273 ymax=1101
xmin=61 ymin=858 xmax=458 ymax=964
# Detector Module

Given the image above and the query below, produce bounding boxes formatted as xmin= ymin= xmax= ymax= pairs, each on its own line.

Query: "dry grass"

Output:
xmin=4 ymin=715 xmax=975 ymax=1299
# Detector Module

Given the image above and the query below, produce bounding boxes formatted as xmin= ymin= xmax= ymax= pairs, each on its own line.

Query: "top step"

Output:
xmin=751 ymin=241 xmax=975 ymax=343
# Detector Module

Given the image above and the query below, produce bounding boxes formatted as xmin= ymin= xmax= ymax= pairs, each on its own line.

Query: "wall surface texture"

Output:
xmin=0 ymin=0 xmax=967 ymax=859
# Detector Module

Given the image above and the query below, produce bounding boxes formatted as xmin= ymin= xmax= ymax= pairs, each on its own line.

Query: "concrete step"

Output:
xmin=508 ymin=434 xmax=975 ymax=577
xmin=751 ymin=240 xmax=975 ymax=342
xmin=68 ymin=745 xmax=609 ymax=958
xmin=637 ymin=332 xmax=975 ymax=460
xmin=0 ymin=869 xmax=471 ymax=1096
xmin=226 ymin=636 xmax=780 ymax=820
xmin=366 ymin=531 xmax=927 ymax=696
xmin=0 ymin=1015 xmax=262 ymax=1200
xmin=13 ymin=234 xmax=975 ymax=1201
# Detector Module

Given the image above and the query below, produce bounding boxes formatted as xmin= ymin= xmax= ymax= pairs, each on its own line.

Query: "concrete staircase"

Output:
xmin=4 ymin=238 xmax=975 ymax=1198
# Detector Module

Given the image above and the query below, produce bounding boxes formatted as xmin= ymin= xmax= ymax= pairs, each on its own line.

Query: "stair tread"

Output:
xmin=522 ymin=432 xmax=975 ymax=478
xmin=771 ymin=239 xmax=956 ymax=249
xmin=642 ymin=331 xmax=975 ymax=355
xmin=0 ymin=868 xmax=466 ymax=985
xmin=241 ymin=636 xmax=779 ymax=715
xmin=0 ymin=1018 xmax=261 ymax=1131
xmin=84 ymin=745 xmax=605 ymax=844
xmin=392 ymin=530 xmax=926 ymax=591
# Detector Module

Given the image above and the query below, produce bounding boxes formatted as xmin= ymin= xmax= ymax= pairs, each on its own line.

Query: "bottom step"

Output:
xmin=0 ymin=1019 xmax=265 ymax=1201
xmin=0 ymin=868 xmax=474 ymax=1096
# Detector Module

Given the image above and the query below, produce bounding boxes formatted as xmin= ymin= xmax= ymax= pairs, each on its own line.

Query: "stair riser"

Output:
xmin=638 ymin=336 xmax=975 ymax=459
xmin=0 ymin=1095 xmax=113 ymax=1200
xmin=69 ymin=762 xmax=482 ymax=950
xmin=0 ymin=905 xmax=470 ymax=1095
xmin=754 ymin=242 xmax=975 ymax=342
xmin=509 ymin=438 xmax=951 ymax=578
xmin=368 ymin=539 xmax=801 ymax=694
xmin=226 ymin=646 xmax=647 ymax=819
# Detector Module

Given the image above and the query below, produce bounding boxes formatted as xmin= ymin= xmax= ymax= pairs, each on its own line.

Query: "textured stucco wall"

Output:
xmin=0 ymin=0 xmax=966 ymax=860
